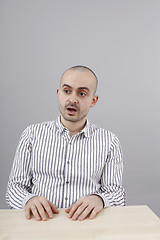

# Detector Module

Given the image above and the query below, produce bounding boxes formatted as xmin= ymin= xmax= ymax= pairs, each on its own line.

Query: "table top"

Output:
xmin=0 ymin=205 xmax=160 ymax=240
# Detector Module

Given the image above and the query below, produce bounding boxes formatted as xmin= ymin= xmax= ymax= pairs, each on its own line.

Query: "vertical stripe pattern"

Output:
xmin=6 ymin=117 xmax=126 ymax=209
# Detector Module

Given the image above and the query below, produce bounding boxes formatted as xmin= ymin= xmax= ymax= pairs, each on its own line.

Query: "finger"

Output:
xmin=65 ymin=205 xmax=72 ymax=213
xmin=25 ymin=206 xmax=31 ymax=220
xmin=31 ymin=205 xmax=41 ymax=221
xmin=35 ymin=203 xmax=47 ymax=221
xmin=68 ymin=201 xmax=83 ymax=218
xmin=41 ymin=200 xmax=54 ymax=219
xmin=49 ymin=202 xmax=59 ymax=214
xmin=89 ymin=208 xmax=99 ymax=219
xmin=71 ymin=204 xmax=88 ymax=220
xmin=78 ymin=205 xmax=94 ymax=221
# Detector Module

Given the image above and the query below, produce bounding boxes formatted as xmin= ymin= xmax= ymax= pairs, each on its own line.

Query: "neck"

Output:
xmin=60 ymin=115 xmax=87 ymax=136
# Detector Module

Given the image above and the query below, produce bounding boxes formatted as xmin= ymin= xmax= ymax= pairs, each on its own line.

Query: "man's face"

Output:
xmin=57 ymin=69 xmax=98 ymax=123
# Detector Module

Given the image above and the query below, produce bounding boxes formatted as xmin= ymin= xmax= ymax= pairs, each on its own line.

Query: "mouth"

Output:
xmin=67 ymin=107 xmax=77 ymax=111
xmin=66 ymin=106 xmax=78 ymax=115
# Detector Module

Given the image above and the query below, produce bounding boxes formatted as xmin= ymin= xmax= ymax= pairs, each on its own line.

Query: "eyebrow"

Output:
xmin=62 ymin=84 xmax=90 ymax=92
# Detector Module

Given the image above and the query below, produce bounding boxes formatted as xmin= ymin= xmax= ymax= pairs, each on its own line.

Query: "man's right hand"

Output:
xmin=24 ymin=196 xmax=59 ymax=221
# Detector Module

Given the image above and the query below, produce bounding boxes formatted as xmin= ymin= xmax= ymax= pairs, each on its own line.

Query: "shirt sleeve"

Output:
xmin=93 ymin=134 xmax=126 ymax=208
xmin=6 ymin=126 xmax=36 ymax=209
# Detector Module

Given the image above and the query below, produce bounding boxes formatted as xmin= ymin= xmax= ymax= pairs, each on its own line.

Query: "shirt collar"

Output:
xmin=55 ymin=116 xmax=66 ymax=133
xmin=55 ymin=116 xmax=97 ymax=138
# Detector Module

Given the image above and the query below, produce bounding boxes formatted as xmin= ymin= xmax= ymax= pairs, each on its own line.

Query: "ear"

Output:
xmin=57 ymin=89 xmax=60 ymax=95
xmin=90 ymin=95 xmax=99 ymax=108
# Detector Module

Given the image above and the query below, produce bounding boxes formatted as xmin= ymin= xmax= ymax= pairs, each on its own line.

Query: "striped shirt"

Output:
xmin=6 ymin=116 xmax=126 ymax=209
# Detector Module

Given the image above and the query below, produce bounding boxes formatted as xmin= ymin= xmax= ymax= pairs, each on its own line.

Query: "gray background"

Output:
xmin=0 ymin=0 xmax=160 ymax=217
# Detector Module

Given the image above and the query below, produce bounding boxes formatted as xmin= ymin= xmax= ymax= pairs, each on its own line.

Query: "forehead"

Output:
xmin=61 ymin=69 xmax=96 ymax=91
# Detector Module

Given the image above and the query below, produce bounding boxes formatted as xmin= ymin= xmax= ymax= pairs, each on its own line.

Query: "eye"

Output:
xmin=63 ymin=89 xmax=70 ymax=94
xmin=79 ymin=92 xmax=86 ymax=97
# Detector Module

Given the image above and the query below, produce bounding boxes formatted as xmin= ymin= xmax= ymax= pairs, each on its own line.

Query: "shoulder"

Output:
xmin=21 ymin=120 xmax=56 ymax=137
xmin=91 ymin=123 xmax=116 ymax=139
xmin=90 ymin=123 xmax=121 ymax=147
xmin=30 ymin=120 xmax=55 ymax=129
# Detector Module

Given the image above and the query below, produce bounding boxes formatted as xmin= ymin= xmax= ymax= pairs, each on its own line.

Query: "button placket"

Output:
xmin=63 ymin=138 xmax=72 ymax=207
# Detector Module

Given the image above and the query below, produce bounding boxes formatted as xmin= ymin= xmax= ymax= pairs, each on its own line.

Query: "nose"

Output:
xmin=68 ymin=92 xmax=78 ymax=104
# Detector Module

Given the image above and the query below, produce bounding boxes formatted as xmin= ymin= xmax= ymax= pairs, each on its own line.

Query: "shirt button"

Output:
xmin=66 ymin=181 xmax=69 ymax=184
xmin=65 ymin=197 xmax=68 ymax=200
xmin=67 ymin=161 xmax=70 ymax=164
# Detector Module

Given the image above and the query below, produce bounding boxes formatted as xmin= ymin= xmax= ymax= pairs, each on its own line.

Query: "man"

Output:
xmin=6 ymin=65 xmax=126 ymax=221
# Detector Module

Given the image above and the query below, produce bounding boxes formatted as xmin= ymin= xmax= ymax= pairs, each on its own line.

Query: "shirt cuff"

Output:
xmin=92 ymin=193 xmax=110 ymax=208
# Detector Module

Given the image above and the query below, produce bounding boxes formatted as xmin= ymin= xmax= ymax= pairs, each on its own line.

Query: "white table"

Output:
xmin=0 ymin=205 xmax=160 ymax=240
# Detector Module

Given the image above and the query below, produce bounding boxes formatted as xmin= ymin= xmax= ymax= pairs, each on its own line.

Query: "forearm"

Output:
xmin=94 ymin=185 xmax=126 ymax=208
xmin=6 ymin=182 xmax=36 ymax=209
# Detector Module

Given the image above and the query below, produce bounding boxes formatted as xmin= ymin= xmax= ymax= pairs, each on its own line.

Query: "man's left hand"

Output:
xmin=65 ymin=195 xmax=103 ymax=221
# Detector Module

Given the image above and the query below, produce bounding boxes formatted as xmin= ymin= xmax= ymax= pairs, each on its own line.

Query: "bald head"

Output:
xmin=60 ymin=65 xmax=98 ymax=95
